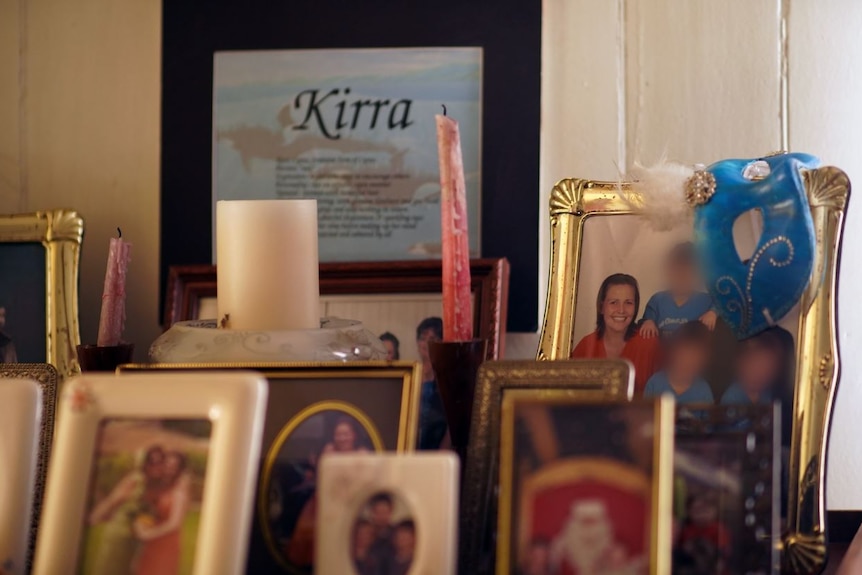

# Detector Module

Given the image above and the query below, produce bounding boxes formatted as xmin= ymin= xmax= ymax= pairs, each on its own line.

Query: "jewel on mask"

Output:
xmin=685 ymin=164 xmax=717 ymax=207
xmin=742 ymin=160 xmax=771 ymax=181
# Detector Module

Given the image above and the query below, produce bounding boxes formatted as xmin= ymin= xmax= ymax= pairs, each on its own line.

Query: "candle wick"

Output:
xmin=117 ymin=227 xmax=122 ymax=239
xmin=441 ymin=104 xmax=447 ymax=116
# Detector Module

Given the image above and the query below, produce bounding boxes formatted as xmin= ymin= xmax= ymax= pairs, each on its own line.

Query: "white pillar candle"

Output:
xmin=217 ymin=199 xmax=320 ymax=331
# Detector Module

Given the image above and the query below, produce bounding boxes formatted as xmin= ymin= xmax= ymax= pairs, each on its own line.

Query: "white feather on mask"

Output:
xmin=621 ymin=159 xmax=695 ymax=232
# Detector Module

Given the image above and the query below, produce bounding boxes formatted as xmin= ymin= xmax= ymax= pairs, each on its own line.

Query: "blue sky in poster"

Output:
xmin=213 ymin=48 xmax=482 ymax=262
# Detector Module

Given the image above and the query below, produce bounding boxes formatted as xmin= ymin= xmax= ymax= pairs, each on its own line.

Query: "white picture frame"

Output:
xmin=32 ymin=372 xmax=268 ymax=575
xmin=0 ymin=378 xmax=42 ymax=575
xmin=316 ymin=453 xmax=459 ymax=575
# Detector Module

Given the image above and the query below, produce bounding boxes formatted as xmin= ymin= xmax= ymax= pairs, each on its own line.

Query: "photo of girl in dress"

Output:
xmin=264 ymin=407 xmax=381 ymax=572
xmin=77 ymin=419 xmax=212 ymax=575
xmin=350 ymin=491 xmax=416 ymax=575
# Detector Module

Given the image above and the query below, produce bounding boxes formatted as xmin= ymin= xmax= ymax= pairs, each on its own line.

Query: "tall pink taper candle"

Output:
xmin=97 ymin=229 xmax=132 ymax=346
xmin=436 ymin=108 xmax=473 ymax=342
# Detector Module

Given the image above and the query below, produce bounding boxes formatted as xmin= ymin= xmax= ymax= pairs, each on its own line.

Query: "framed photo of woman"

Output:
xmin=119 ymin=361 xmax=422 ymax=575
xmin=536 ymin=168 xmax=850 ymax=572
xmin=32 ymin=372 xmax=268 ymax=575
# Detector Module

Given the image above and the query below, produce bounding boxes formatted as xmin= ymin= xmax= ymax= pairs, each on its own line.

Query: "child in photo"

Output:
xmin=644 ymin=321 xmax=714 ymax=404
xmin=721 ymin=328 xmax=789 ymax=405
xmin=676 ymin=489 xmax=731 ymax=575
xmin=640 ymin=242 xmax=717 ymax=339
xmin=389 ymin=520 xmax=416 ymax=575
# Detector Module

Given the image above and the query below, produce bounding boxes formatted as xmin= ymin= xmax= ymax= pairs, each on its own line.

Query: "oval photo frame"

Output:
xmin=258 ymin=400 xmax=385 ymax=573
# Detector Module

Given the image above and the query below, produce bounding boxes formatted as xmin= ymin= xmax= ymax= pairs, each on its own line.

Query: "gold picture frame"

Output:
xmin=497 ymin=392 xmax=674 ymax=575
xmin=119 ymin=361 xmax=422 ymax=575
xmin=0 ymin=363 xmax=59 ymax=572
xmin=537 ymin=165 xmax=850 ymax=573
xmin=0 ymin=210 xmax=84 ymax=378
xmin=460 ymin=359 xmax=634 ymax=573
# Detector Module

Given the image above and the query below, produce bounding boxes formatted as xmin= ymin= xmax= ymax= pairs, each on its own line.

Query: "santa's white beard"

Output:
xmin=552 ymin=520 xmax=614 ymax=574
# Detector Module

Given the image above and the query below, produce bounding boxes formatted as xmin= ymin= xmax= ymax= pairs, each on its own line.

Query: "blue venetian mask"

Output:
xmin=693 ymin=153 xmax=819 ymax=339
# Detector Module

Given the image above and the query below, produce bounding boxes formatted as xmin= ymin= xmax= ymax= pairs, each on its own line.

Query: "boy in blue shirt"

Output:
xmin=721 ymin=328 xmax=786 ymax=405
xmin=640 ymin=242 xmax=717 ymax=339
xmin=644 ymin=321 xmax=714 ymax=404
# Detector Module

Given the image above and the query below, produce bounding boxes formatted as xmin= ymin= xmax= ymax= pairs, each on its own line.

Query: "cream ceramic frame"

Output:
xmin=32 ymin=372 xmax=268 ymax=575
xmin=536 ymin=166 xmax=850 ymax=573
xmin=0 ymin=364 xmax=58 ymax=573
xmin=0 ymin=211 xmax=83 ymax=378
xmin=0 ymin=378 xmax=42 ymax=575
xmin=316 ymin=453 xmax=460 ymax=575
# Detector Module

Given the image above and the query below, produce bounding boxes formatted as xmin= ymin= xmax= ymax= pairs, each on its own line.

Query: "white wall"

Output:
xmin=540 ymin=0 xmax=862 ymax=509
xmin=3 ymin=0 xmax=858 ymax=507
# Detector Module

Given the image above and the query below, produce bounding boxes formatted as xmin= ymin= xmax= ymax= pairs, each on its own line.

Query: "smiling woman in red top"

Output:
xmin=571 ymin=273 xmax=661 ymax=395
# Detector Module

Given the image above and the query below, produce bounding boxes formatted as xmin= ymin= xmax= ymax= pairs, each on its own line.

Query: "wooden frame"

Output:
xmin=163 ymin=258 xmax=510 ymax=359
xmin=0 ymin=211 xmax=83 ymax=378
xmin=536 ymin=167 xmax=850 ymax=573
xmin=496 ymin=394 xmax=674 ymax=575
xmin=0 ymin=364 xmax=58 ymax=573
xmin=119 ymin=361 xmax=422 ymax=575
xmin=33 ymin=372 xmax=268 ymax=575
xmin=460 ymin=359 xmax=633 ymax=574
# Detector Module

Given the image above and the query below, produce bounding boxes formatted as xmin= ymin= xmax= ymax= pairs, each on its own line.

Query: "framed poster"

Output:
xmin=213 ymin=48 xmax=482 ymax=263
xmin=161 ymin=0 xmax=540 ymax=332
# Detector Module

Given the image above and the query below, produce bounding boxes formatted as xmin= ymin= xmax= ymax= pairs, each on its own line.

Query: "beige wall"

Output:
xmin=0 ymin=0 xmax=162 ymax=360
xmin=542 ymin=0 xmax=862 ymax=509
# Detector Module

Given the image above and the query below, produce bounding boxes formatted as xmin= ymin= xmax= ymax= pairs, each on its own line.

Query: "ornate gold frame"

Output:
xmin=0 ymin=211 xmax=84 ymax=378
xmin=496 ymin=392 xmax=674 ymax=575
xmin=536 ymin=166 xmax=850 ymax=573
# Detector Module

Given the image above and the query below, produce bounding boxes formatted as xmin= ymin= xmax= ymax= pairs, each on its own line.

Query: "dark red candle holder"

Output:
xmin=76 ymin=343 xmax=135 ymax=372
xmin=428 ymin=339 xmax=488 ymax=464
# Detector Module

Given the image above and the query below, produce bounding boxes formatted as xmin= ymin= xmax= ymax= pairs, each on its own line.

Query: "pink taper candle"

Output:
xmin=436 ymin=109 xmax=473 ymax=342
xmin=97 ymin=230 xmax=132 ymax=346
